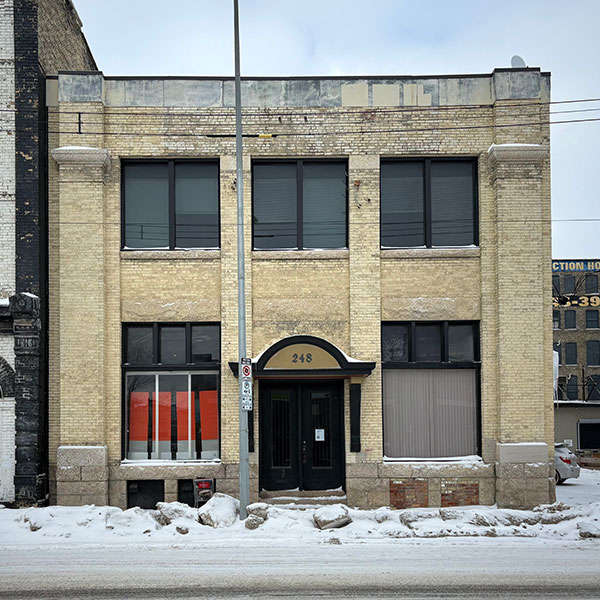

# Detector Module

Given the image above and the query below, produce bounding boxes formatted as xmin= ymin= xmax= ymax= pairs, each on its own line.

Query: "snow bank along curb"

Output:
xmin=2 ymin=493 xmax=600 ymax=545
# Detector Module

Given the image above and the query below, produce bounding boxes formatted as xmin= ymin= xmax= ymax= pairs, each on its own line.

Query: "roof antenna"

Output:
xmin=511 ymin=55 xmax=527 ymax=68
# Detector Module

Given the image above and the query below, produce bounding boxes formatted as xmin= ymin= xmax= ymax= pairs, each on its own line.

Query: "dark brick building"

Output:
xmin=552 ymin=259 xmax=600 ymax=464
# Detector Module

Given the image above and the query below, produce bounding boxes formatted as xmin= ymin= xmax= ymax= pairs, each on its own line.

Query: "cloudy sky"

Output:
xmin=73 ymin=0 xmax=599 ymax=259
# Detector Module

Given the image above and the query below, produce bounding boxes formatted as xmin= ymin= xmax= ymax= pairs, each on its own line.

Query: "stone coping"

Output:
xmin=56 ymin=70 xmax=550 ymax=108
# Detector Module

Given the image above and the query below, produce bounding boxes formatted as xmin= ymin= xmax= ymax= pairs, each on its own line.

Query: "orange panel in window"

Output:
xmin=199 ymin=390 xmax=218 ymax=440
xmin=176 ymin=391 xmax=195 ymax=441
xmin=129 ymin=392 xmax=149 ymax=442
xmin=158 ymin=392 xmax=171 ymax=441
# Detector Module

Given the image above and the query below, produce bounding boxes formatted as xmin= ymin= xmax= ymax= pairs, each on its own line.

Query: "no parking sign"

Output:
xmin=240 ymin=358 xmax=253 ymax=411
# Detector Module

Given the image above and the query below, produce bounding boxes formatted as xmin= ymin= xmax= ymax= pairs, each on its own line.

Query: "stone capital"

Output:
xmin=487 ymin=143 xmax=548 ymax=170
xmin=52 ymin=146 xmax=111 ymax=172
xmin=9 ymin=292 xmax=40 ymax=318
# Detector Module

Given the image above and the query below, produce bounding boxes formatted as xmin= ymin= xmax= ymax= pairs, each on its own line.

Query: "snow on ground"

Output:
xmin=555 ymin=466 xmax=600 ymax=504
xmin=1 ymin=470 xmax=599 ymax=547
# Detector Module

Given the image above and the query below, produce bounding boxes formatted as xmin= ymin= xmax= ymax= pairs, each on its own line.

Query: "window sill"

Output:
xmin=381 ymin=247 xmax=480 ymax=260
xmin=120 ymin=459 xmax=222 ymax=466
xmin=252 ymin=249 xmax=349 ymax=261
xmin=120 ymin=249 xmax=221 ymax=261
xmin=383 ymin=455 xmax=483 ymax=464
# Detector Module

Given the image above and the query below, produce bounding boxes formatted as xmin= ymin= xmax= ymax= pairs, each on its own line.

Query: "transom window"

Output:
xmin=123 ymin=323 xmax=220 ymax=461
xmin=381 ymin=158 xmax=477 ymax=248
xmin=122 ymin=160 xmax=219 ymax=250
xmin=382 ymin=321 xmax=478 ymax=364
xmin=252 ymin=160 xmax=347 ymax=250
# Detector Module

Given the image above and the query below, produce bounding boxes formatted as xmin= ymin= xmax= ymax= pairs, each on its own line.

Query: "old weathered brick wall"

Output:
xmin=48 ymin=72 xmax=553 ymax=509
xmin=0 ymin=0 xmax=15 ymax=299
xmin=38 ymin=0 xmax=96 ymax=75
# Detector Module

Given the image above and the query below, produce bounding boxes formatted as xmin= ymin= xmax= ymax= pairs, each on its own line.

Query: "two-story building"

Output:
xmin=48 ymin=68 xmax=554 ymax=510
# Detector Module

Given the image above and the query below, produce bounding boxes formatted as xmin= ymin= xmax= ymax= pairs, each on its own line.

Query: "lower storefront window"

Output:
xmin=123 ymin=323 xmax=219 ymax=461
xmin=126 ymin=372 xmax=219 ymax=460
xmin=382 ymin=321 xmax=480 ymax=458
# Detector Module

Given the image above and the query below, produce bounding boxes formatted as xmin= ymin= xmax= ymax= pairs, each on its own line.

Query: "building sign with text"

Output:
xmin=552 ymin=260 xmax=600 ymax=272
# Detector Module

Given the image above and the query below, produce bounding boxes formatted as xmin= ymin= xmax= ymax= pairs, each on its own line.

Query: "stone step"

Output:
xmin=259 ymin=489 xmax=347 ymax=507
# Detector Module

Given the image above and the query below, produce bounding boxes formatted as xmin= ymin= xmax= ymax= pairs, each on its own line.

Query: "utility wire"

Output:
xmin=4 ymin=116 xmax=595 ymax=138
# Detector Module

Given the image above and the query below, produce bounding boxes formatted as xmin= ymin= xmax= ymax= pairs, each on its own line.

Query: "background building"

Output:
xmin=48 ymin=67 xmax=553 ymax=510
xmin=0 ymin=0 xmax=95 ymax=505
xmin=552 ymin=259 xmax=600 ymax=466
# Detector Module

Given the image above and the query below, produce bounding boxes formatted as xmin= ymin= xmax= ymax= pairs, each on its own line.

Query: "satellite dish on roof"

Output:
xmin=511 ymin=55 xmax=527 ymax=68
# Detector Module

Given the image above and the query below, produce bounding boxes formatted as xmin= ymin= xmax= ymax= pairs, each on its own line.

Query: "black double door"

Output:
xmin=260 ymin=381 xmax=344 ymax=491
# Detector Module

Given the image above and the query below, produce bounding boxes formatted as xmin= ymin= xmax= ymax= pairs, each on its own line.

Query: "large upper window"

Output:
xmin=123 ymin=323 xmax=220 ymax=461
xmin=123 ymin=161 xmax=219 ymax=249
xmin=381 ymin=159 xmax=477 ymax=248
xmin=382 ymin=321 xmax=479 ymax=459
xmin=252 ymin=160 xmax=347 ymax=250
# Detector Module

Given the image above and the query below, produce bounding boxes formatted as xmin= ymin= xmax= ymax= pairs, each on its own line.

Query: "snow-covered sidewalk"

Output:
xmin=1 ymin=469 xmax=599 ymax=547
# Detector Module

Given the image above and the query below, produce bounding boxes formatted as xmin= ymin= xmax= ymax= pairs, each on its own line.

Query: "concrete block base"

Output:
xmin=56 ymin=445 xmax=108 ymax=505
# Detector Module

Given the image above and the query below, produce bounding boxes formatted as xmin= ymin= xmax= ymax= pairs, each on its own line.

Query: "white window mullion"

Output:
xmin=154 ymin=374 xmax=159 ymax=457
xmin=188 ymin=373 xmax=192 ymax=458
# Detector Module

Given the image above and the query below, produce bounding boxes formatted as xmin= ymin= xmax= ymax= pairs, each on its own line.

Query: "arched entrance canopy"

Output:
xmin=229 ymin=335 xmax=375 ymax=379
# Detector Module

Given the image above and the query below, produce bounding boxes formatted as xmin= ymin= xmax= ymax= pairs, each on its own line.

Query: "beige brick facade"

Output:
xmin=48 ymin=70 xmax=554 ymax=510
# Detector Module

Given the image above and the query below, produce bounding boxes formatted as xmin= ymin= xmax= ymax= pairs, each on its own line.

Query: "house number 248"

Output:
xmin=292 ymin=353 xmax=312 ymax=363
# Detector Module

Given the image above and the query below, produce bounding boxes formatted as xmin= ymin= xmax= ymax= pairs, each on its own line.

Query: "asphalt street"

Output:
xmin=1 ymin=538 xmax=598 ymax=599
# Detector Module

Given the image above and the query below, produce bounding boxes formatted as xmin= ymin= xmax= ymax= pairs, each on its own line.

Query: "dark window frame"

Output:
xmin=121 ymin=158 xmax=220 ymax=251
xmin=586 ymin=309 xmax=599 ymax=329
xmin=564 ymin=310 xmax=576 ymax=330
xmin=380 ymin=157 xmax=479 ymax=249
xmin=251 ymin=158 xmax=348 ymax=251
xmin=121 ymin=322 xmax=221 ymax=461
xmin=586 ymin=274 xmax=599 ymax=294
xmin=565 ymin=342 xmax=577 ymax=365
xmin=381 ymin=321 xmax=480 ymax=369
xmin=567 ymin=375 xmax=578 ymax=400
xmin=553 ymin=310 xmax=561 ymax=329
xmin=587 ymin=340 xmax=600 ymax=366
xmin=563 ymin=275 xmax=575 ymax=294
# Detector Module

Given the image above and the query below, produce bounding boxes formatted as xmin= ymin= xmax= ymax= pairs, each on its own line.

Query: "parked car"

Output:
xmin=554 ymin=444 xmax=580 ymax=484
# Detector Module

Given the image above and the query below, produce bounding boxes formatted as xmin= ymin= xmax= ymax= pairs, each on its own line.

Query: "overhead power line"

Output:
xmin=3 ymin=115 xmax=595 ymax=139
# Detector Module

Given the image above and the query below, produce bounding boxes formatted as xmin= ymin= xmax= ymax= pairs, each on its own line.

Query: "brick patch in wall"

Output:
xmin=390 ymin=478 xmax=428 ymax=509
xmin=441 ymin=479 xmax=479 ymax=507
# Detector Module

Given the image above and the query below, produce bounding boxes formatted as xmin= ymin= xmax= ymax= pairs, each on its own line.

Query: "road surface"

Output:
xmin=1 ymin=538 xmax=598 ymax=598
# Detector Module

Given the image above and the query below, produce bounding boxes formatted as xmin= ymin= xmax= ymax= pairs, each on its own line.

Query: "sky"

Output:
xmin=72 ymin=0 xmax=600 ymax=259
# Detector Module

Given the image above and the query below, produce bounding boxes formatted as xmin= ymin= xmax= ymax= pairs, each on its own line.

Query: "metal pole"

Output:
xmin=234 ymin=0 xmax=249 ymax=520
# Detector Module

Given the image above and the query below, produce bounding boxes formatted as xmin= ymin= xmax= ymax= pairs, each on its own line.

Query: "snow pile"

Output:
xmin=2 ymin=470 xmax=600 ymax=546
xmin=3 ymin=497 xmax=598 ymax=546
xmin=313 ymin=504 xmax=352 ymax=529
xmin=198 ymin=493 xmax=239 ymax=528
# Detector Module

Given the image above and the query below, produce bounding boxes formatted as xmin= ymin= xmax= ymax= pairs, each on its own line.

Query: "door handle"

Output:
xmin=302 ymin=440 xmax=307 ymax=464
